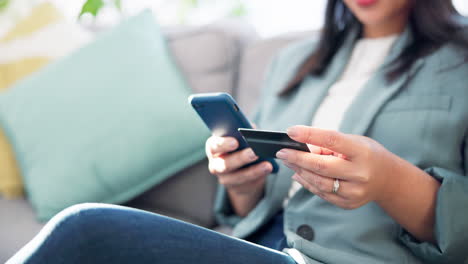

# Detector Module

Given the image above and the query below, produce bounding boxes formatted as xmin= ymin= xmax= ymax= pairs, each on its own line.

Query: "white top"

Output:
xmin=284 ymin=34 xmax=399 ymax=206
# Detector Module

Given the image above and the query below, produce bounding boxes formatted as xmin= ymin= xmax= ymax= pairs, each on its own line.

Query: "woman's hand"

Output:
xmin=277 ymin=125 xmax=440 ymax=243
xmin=206 ymin=136 xmax=273 ymax=195
xmin=206 ymin=136 xmax=273 ymax=216
xmin=276 ymin=125 xmax=400 ymax=210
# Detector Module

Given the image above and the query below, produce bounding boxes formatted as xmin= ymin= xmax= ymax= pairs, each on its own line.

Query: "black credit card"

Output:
xmin=238 ymin=128 xmax=310 ymax=159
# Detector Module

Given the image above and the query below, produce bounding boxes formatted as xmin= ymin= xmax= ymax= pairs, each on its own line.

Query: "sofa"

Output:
xmin=0 ymin=19 xmax=311 ymax=262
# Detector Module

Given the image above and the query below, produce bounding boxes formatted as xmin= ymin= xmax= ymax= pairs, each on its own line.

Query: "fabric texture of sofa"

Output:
xmin=0 ymin=19 xmax=310 ymax=262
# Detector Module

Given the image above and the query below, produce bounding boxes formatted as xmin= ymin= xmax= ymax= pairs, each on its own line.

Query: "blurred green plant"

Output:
xmin=0 ymin=0 xmax=10 ymax=12
xmin=79 ymin=0 xmax=121 ymax=18
xmin=229 ymin=1 xmax=247 ymax=17
xmin=79 ymin=0 xmax=247 ymax=22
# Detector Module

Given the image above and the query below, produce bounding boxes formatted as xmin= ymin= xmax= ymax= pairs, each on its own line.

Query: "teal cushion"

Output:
xmin=0 ymin=11 xmax=210 ymax=221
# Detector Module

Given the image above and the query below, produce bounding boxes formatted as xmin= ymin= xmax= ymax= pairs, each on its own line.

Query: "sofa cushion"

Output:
xmin=0 ymin=129 xmax=22 ymax=198
xmin=165 ymin=20 xmax=257 ymax=96
xmin=236 ymin=31 xmax=316 ymax=117
xmin=0 ymin=10 xmax=210 ymax=221
xmin=0 ymin=2 xmax=91 ymax=199
xmin=125 ymin=159 xmax=218 ymax=228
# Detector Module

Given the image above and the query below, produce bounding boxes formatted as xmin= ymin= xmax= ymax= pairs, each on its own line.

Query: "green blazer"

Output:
xmin=215 ymin=26 xmax=468 ymax=264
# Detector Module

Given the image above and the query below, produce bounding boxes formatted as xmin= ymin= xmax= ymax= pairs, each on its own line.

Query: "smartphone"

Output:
xmin=188 ymin=93 xmax=279 ymax=173
xmin=238 ymin=128 xmax=310 ymax=159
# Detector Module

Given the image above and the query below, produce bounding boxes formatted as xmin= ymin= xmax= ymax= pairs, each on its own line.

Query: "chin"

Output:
xmin=354 ymin=14 xmax=389 ymax=28
xmin=344 ymin=0 xmax=411 ymax=34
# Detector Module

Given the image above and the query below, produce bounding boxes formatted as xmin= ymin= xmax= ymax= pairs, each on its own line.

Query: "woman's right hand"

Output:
xmin=206 ymin=136 xmax=273 ymax=197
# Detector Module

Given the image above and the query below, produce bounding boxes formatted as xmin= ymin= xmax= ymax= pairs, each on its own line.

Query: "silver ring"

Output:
xmin=332 ymin=179 xmax=340 ymax=194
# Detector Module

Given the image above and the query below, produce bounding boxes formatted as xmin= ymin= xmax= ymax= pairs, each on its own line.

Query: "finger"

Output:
xmin=293 ymin=174 xmax=352 ymax=208
xmin=206 ymin=136 xmax=239 ymax=158
xmin=296 ymin=170 xmax=335 ymax=194
xmin=283 ymin=161 xmax=300 ymax=172
xmin=217 ymin=162 xmax=272 ymax=188
xmin=277 ymin=149 xmax=355 ymax=181
xmin=209 ymin=148 xmax=258 ymax=174
xmin=287 ymin=126 xmax=360 ymax=158
xmin=294 ymin=169 xmax=353 ymax=198
xmin=287 ymin=165 xmax=335 ymax=194
xmin=307 ymin=145 xmax=334 ymax=155
xmin=294 ymin=172 xmax=363 ymax=203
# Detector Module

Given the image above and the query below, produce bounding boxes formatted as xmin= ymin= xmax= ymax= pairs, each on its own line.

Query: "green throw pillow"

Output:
xmin=0 ymin=10 xmax=210 ymax=221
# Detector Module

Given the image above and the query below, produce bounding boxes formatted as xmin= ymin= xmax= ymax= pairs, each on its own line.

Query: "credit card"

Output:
xmin=238 ymin=128 xmax=310 ymax=159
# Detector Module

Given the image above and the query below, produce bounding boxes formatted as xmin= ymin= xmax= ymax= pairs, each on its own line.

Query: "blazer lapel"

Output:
xmin=339 ymin=27 xmax=426 ymax=135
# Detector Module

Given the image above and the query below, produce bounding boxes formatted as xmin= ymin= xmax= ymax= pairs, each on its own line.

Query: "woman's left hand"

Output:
xmin=276 ymin=125 xmax=399 ymax=210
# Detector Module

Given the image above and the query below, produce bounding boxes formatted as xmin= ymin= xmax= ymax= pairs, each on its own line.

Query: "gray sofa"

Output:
xmin=0 ymin=20 xmax=311 ymax=262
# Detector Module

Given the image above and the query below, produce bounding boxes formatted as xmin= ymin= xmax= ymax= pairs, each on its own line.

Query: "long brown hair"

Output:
xmin=280 ymin=0 xmax=468 ymax=96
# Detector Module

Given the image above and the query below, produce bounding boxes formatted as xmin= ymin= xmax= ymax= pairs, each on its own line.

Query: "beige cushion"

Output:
xmin=236 ymin=31 xmax=317 ymax=117
xmin=125 ymin=159 xmax=218 ymax=228
xmin=165 ymin=20 xmax=257 ymax=95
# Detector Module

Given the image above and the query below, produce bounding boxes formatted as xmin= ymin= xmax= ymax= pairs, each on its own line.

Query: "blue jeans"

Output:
xmin=247 ymin=210 xmax=288 ymax=251
xmin=7 ymin=204 xmax=296 ymax=264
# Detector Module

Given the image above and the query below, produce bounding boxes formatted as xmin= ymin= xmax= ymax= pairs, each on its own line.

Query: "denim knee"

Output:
xmin=46 ymin=203 xmax=117 ymax=232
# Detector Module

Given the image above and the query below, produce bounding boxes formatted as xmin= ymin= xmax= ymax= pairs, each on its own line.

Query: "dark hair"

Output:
xmin=280 ymin=0 xmax=468 ymax=96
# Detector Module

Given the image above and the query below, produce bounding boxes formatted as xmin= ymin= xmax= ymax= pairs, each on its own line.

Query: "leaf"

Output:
xmin=79 ymin=0 xmax=105 ymax=18
xmin=114 ymin=0 xmax=122 ymax=11
xmin=0 ymin=0 xmax=9 ymax=12
xmin=183 ymin=0 xmax=199 ymax=8
xmin=229 ymin=3 xmax=247 ymax=17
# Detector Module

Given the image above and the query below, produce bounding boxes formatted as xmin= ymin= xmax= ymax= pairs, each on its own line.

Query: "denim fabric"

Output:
xmin=247 ymin=211 xmax=288 ymax=251
xmin=7 ymin=204 xmax=296 ymax=264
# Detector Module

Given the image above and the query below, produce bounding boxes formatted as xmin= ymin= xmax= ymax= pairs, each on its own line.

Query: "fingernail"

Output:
xmin=287 ymin=127 xmax=299 ymax=138
xmin=229 ymin=140 xmax=237 ymax=149
xmin=263 ymin=164 xmax=272 ymax=174
xmin=247 ymin=149 xmax=258 ymax=161
xmin=276 ymin=150 xmax=289 ymax=160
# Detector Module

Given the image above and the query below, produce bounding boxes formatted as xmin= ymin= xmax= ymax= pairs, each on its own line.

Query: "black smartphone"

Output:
xmin=238 ymin=128 xmax=310 ymax=159
xmin=188 ymin=93 xmax=279 ymax=173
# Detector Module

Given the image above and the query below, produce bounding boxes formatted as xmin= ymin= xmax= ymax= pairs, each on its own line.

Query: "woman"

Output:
xmin=8 ymin=0 xmax=468 ymax=263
